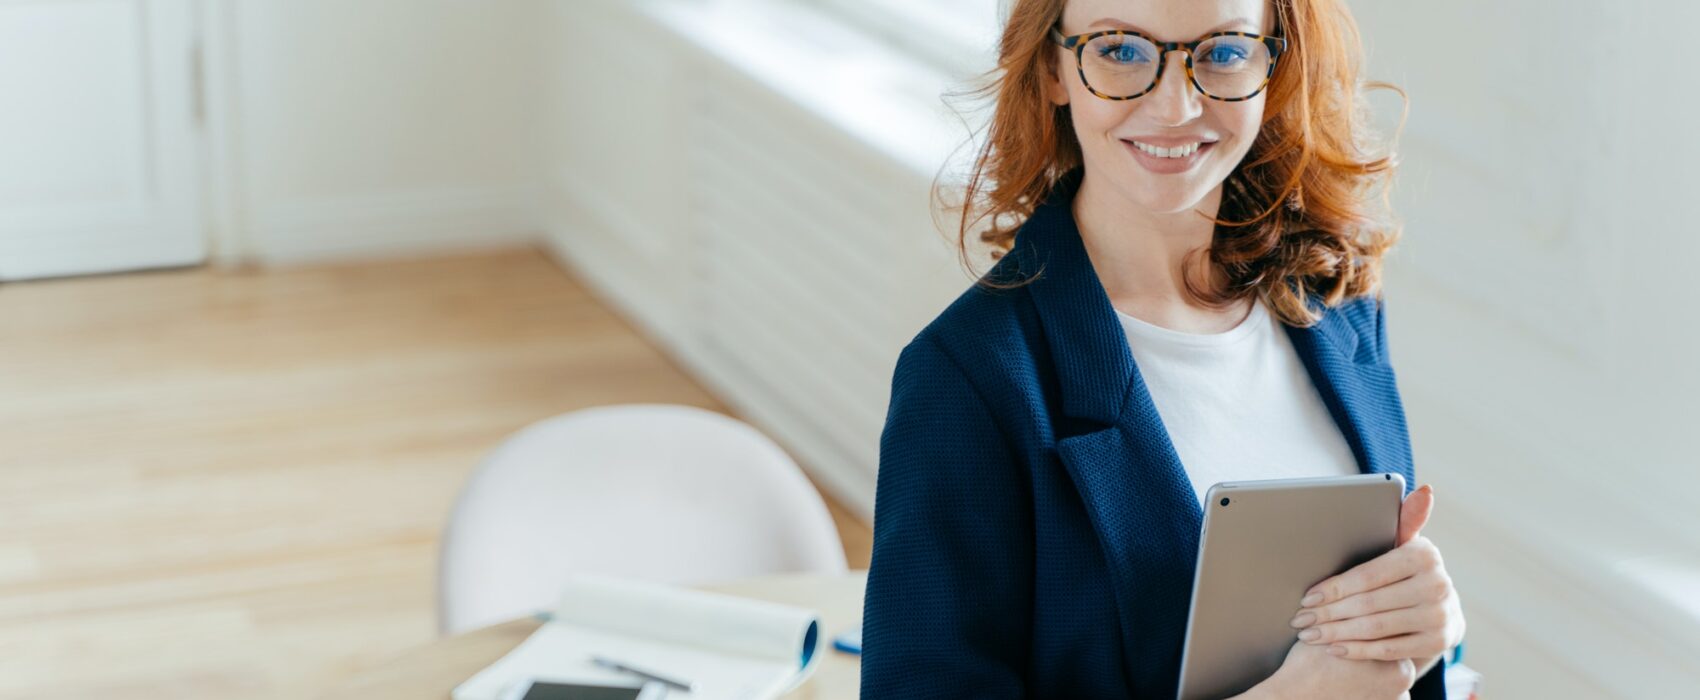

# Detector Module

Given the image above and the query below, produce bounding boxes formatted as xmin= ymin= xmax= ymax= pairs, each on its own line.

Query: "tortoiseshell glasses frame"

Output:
xmin=1050 ymin=24 xmax=1288 ymax=102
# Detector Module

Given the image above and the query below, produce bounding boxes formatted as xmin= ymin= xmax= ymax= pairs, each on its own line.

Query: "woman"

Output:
xmin=860 ymin=0 xmax=1465 ymax=697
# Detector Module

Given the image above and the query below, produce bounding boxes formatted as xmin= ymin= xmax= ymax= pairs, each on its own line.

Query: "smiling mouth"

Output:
xmin=1124 ymin=139 xmax=1216 ymax=158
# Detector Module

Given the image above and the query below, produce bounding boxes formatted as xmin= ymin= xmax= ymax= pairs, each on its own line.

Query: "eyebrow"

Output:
xmin=1084 ymin=16 xmax=1260 ymax=37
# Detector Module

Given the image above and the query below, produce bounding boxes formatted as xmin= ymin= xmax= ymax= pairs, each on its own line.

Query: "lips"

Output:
xmin=1123 ymin=138 xmax=1218 ymax=159
xmin=1121 ymin=138 xmax=1215 ymax=174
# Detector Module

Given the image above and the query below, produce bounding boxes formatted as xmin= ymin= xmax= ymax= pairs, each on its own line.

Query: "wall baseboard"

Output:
xmin=245 ymin=185 xmax=543 ymax=265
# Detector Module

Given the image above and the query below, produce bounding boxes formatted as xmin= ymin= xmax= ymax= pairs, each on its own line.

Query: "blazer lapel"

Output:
xmin=1009 ymin=167 xmax=1409 ymax=695
xmin=1283 ymin=314 xmax=1417 ymax=486
xmin=1011 ymin=169 xmax=1206 ymax=694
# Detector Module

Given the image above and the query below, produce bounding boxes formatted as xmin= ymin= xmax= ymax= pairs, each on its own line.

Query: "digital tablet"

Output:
xmin=1175 ymin=473 xmax=1405 ymax=700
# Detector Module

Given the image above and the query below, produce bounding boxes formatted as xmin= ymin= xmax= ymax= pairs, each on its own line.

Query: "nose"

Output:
xmin=1144 ymin=49 xmax=1204 ymax=126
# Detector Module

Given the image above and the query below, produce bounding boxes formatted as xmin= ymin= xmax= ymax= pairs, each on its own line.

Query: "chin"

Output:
xmin=1122 ymin=176 xmax=1214 ymax=215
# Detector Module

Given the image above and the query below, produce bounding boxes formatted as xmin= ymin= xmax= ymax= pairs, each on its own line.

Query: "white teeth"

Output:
xmin=1131 ymin=140 xmax=1205 ymax=158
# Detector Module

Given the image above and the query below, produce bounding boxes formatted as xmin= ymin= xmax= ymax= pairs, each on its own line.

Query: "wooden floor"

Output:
xmin=0 ymin=247 xmax=872 ymax=700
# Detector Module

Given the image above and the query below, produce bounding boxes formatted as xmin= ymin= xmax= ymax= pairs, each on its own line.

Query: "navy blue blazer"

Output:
xmin=860 ymin=167 xmax=1445 ymax=699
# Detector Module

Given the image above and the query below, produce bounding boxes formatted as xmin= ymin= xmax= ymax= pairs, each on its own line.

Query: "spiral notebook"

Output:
xmin=452 ymin=575 xmax=823 ymax=700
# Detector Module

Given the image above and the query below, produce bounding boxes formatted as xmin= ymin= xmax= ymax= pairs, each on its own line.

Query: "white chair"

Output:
xmin=437 ymin=403 xmax=849 ymax=635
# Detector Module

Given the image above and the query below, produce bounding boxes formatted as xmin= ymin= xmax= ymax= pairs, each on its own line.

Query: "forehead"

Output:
xmin=1060 ymin=0 xmax=1271 ymax=39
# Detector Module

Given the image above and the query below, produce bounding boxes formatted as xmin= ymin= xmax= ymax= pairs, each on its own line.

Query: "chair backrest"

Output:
xmin=437 ymin=404 xmax=848 ymax=635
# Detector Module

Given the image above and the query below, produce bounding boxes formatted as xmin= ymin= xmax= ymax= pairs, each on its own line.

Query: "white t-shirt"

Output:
xmin=1114 ymin=297 xmax=1359 ymax=507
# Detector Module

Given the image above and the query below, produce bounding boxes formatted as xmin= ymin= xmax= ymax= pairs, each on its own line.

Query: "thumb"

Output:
xmin=1397 ymin=484 xmax=1434 ymax=546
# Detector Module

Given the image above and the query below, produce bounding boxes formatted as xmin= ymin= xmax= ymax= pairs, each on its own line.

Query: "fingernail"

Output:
xmin=1298 ymin=628 xmax=1321 ymax=642
xmin=1328 ymin=646 xmax=1347 ymax=657
xmin=1289 ymin=613 xmax=1316 ymax=628
xmin=1301 ymin=592 xmax=1324 ymax=607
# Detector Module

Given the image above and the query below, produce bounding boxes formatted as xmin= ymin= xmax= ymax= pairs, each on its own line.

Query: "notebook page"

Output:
xmin=555 ymin=575 xmax=817 ymax=665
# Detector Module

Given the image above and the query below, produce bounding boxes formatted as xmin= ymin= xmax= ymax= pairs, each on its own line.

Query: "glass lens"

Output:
xmin=1192 ymin=35 xmax=1273 ymax=98
xmin=1080 ymin=32 xmax=1161 ymax=97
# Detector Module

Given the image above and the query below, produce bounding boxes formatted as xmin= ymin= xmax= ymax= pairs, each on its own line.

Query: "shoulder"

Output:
xmin=885 ymin=268 xmax=1053 ymax=442
xmin=879 ymin=272 xmax=1048 ymax=481
xmin=1326 ymin=292 xmax=1389 ymax=363
xmin=901 ymin=268 xmax=1043 ymax=388
xmin=1333 ymin=292 xmax=1381 ymax=331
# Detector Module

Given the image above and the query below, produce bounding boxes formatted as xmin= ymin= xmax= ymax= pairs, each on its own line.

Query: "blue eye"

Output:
xmin=1095 ymin=41 xmax=1152 ymax=65
xmin=1204 ymin=44 xmax=1249 ymax=65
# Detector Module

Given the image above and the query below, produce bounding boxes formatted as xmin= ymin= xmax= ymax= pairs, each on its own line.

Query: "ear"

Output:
xmin=1040 ymin=55 xmax=1067 ymax=106
xmin=1043 ymin=49 xmax=1071 ymax=106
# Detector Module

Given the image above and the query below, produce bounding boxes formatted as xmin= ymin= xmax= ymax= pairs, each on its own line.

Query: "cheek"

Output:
xmin=1212 ymin=100 xmax=1267 ymax=156
xmin=1067 ymin=92 xmax=1133 ymax=137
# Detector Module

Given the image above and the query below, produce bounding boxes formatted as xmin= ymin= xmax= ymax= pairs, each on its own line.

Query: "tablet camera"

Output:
xmin=1219 ymin=497 xmax=1230 ymax=507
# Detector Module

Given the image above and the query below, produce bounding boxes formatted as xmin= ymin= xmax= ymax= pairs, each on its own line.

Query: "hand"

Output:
xmin=1241 ymin=640 xmax=1416 ymax=700
xmin=1289 ymin=484 xmax=1466 ymax=667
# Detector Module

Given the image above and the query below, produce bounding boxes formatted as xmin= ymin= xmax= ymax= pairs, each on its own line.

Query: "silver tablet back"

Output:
xmin=1175 ymin=473 xmax=1404 ymax=700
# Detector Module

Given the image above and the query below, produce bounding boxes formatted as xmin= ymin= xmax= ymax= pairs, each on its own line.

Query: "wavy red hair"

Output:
xmin=936 ymin=0 xmax=1407 ymax=327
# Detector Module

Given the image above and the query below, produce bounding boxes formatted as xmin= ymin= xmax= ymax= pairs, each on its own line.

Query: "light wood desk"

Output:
xmin=320 ymin=571 xmax=867 ymax=700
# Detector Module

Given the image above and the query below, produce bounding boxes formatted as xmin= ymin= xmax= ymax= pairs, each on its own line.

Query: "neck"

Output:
xmin=1072 ymin=169 xmax=1253 ymax=333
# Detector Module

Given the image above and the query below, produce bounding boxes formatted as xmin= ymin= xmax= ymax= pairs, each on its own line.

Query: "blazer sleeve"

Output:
xmin=860 ymin=336 xmax=1035 ymax=699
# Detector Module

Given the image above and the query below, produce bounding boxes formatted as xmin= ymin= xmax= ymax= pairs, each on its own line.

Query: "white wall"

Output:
xmin=1352 ymin=1 xmax=1700 ymax=697
xmin=210 ymin=0 xmax=548 ymax=264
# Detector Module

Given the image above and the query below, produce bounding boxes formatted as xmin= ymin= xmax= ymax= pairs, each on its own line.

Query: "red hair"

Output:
xmin=937 ymin=0 xmax=1407 ymax=326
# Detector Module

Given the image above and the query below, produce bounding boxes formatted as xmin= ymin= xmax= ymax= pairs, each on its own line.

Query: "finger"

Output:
xmin=1299 ymin=605 xmax=1438 ymax=645
xmin=1398 ymin=484 xmax=1435 ymax=546
xmin=1295 ymin=569 xmax=1448 ymax=627
xmin=1328 ymin=631 xmax=1449 ymax=662
xmin=1301 ymin=537 xmax=1437 ymax=607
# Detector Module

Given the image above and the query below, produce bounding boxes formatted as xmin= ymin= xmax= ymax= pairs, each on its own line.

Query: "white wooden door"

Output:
xmin=0 ymin=0 xmax=203 ymax=280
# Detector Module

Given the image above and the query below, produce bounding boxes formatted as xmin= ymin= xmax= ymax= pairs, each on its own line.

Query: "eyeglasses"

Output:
xmin=1050 ymin=24 xmax=1287 ymax=102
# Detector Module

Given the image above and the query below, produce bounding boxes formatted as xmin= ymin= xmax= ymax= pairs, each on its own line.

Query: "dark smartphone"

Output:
xmin=504 ymin=679 xmax=664 ymax=700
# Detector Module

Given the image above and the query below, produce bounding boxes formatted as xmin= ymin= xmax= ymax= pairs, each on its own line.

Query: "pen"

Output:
xmin=590 ymin=655 xmax=697 ymax=693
